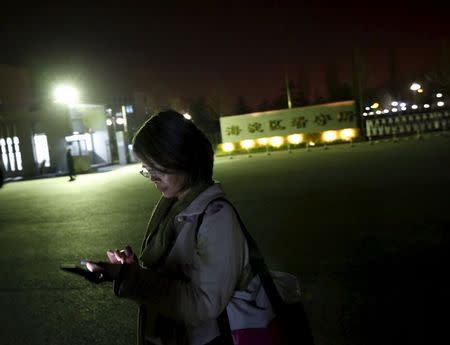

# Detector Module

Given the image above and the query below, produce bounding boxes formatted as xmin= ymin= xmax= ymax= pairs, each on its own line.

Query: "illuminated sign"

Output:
xmin=220 ymin=101 xmax=356 ymax=142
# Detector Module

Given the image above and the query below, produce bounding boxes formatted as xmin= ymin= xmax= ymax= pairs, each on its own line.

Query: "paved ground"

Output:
xmin=1 ymin=134 xmax=449 ymax=345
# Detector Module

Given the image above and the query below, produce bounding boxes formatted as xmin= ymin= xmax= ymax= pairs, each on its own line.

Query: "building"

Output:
xmin=0 ymin=64 xmax=112 ymax=180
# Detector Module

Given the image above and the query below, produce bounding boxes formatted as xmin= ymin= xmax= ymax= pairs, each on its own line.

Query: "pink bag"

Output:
xmin=231 ymin=318 xmax=287 ymax=345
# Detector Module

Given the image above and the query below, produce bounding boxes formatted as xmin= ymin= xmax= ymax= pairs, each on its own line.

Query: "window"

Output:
xmin=33 ymin=134 xmax=51 ymax=167
xmin=13 ymin=137 xmax=22 ymax=171
xmin=0 ymin=136 xmax=23 ymax=171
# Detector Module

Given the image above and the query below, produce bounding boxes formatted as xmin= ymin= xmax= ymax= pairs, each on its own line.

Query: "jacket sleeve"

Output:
xmin=113 ymin=202 xmax=248 ymax=327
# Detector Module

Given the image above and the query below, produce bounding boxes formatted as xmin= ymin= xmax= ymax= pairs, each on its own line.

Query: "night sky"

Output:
xmin=2 ymin=1 xmax=449 ymax=113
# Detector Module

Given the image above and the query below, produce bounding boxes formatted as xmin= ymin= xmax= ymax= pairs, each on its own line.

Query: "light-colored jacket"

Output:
xmin=114 ymin=183 xmax=299 ymax=345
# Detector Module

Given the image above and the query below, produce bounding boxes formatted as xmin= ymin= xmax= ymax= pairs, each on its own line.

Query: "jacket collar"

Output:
xmin=177 ymin=182 xmax=225 ymax=217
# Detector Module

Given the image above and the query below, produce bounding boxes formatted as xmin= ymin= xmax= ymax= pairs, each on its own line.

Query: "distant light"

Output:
xmin=400 ymin=102 xmax=406 ymax=107
xmin=240 ymin=139 xmax=255 ymax=150
xmin=424 ymin=104 xmax=430 ymax=109
xmin=257 ymin=138 xmax=269 ymax=145
xmin=183 ymin=112 xmax=192 ymax=120
xmin=269 ymin=136 xmax=284 ymax=148
xmin=417 ymin=88 xmax=424 ymax=93
xmin=401 ymin=107 xmax=407 ymax=111
xmin=376 ymin=110 xmax=382 ymax=114
xmin=53 ymin=85 xmax=79 ymax=105
xmin=106 ymin=119 xmax=113 ymax=126
xmin=322 ymin=130 xmax=338 ymax=142
xmin=116 ymin=117 xmax=124 ymax=125
xmin=383 ymin=109 xmax=389 ymax=113
xmin=308 ymin=141 xmax=315 ymax=146
xmin=106 ymin=108 xmax=112 ymax=115
xmin=410 ymin=82 xmax=421 ymax=91
xmin=126 ymin=105 xmax=134 ymax=113
xmin=340 ymin=128 xmax=356 ymax=141
xmin=363 ymin=112 xmax=368 ymax=116
xmin=391 ymin=101 xmax=399 ymax=106
xmin=437 ymin=101 xmax=445 ymax=107
xmin=369 ymin=111 xmax=374 ymax=115
xmin=436 ymin=93 xmax=443 ymax=98
xmin=371 ymin=102 xmax=380 ymax=109
xmin=73 ymin=131 xmax=79 ymax=135
xmin=222 ymin=143 xmax=235 ymax=152
xmin=411 ymin=105 xmax=418 ymax=110
xmin=287 ymin=134 xmax=303 ymax=145
xmin=365 ymin=106 xmax=371 ymax=111
xmin=392 ymin=108 xmax=398 ymax=112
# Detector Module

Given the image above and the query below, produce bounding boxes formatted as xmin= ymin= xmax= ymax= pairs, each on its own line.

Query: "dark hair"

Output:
xmin=132 ymin=110 xmax=214 ymax=186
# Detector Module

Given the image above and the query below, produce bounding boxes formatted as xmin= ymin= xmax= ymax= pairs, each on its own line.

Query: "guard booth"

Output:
xmin=0 ymin=103 xmax=112 ymax=179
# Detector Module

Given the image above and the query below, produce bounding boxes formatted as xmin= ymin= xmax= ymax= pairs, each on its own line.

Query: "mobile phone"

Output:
xmin=60 ymin=263 xmax=106 ymax=283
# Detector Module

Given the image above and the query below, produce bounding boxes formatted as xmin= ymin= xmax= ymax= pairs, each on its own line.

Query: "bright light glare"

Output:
xmin=116 ymin=117 xmax=124 ymax=125
xmin=53 ymin=85 xmax=79 ymax=104
xmin=33 ymin=134 xmax=51 ymax=167
xmin=269 ymin=136 xmax=284 ymax=148
xmin=376 ymin=110 xmax=382 ymax=114
xmin=436 ymin=93 xmax=443 ymax=98
xmin=417 ymin=88 xmax=423 ymax=93
xmin=183 ymin=113 xmax=192 ymax=120
xmin=392 ymin=108 xmax=398 ymax=112
xmin=424 ymin=104 xmax=430 ymax=108
xmin=106 ymin=119 xmax=113 ymax=126
xmin=222 ymin=143 xmax=235 ymax=152
xmin=257 ymin=138 xmax=269 ymax=145
xmin=65 ymin=133 xmax=93 ymax=151
xmin=240 ymin=139 xmax=255 ymax=150
xmin=383 ymin=109 xmax=389 ymax=113
xmin=287 ymin=134 xmax=303 ymax=144
xmin=371 ymin=102 xmax=380 ymax=109
xmin=322 ymin=130 xmax=337 ymax=142
xmin=340 ymin=128 xmax=356 ymax=141
xmin=437 ymin=101 xmax=445 ymax=107
xmin=410 ymin=82 xmax=421 ymax=91
xmin=391 ymin=101 xmax=398 ymax=106
xmin=411 ymin=105 xmax=418 ymax=109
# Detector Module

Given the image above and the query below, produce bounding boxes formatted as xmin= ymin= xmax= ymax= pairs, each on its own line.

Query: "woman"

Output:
xmin=87 ymin=110 xmax=250 ymax=345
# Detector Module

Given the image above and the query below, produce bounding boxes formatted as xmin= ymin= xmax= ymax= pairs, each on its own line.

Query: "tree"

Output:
xmin=257 ymin=98 xmax=274 ymax=111
xmin=233 ymin=96 xmax=253 ymax=115
xmin=271 ymin=79 xmax=308 ymax=109
xmin=424 ymin=40 xmax=450 ymax=94
xmin=188 ymin=97 xmax=222 ymax=147
xmin=325 ymin=62 xmax=353 ymax=102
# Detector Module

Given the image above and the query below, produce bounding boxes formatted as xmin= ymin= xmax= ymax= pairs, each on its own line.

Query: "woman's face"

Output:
xmin=141 ymin=160 xmax=187 ymax=199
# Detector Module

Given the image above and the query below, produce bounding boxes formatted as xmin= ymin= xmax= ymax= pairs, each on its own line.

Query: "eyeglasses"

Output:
xmin=139 ymin=164 xmax=173 ymax=178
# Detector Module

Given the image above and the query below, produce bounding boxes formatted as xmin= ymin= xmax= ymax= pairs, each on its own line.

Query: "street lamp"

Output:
xmin=410 ymin=82 xmax=421 ymax=91
xmin=53 ymin=85 xmax=79 ymax=105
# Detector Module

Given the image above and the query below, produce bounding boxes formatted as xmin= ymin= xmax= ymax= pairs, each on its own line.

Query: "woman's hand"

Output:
xmin=85 ymin=245 xmax=135 ymax=281
xmin=106 ymin=245 xmax=135 ymax=264
xmin=85 ymin=261 xmax=122 ymax=281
